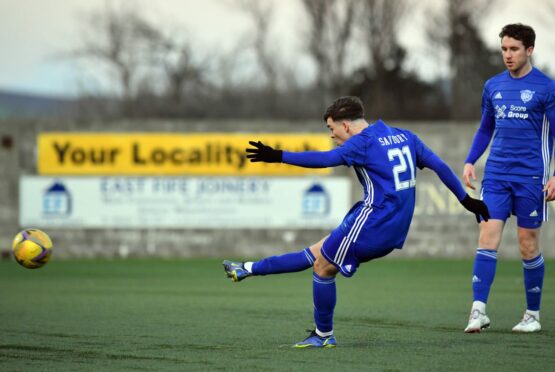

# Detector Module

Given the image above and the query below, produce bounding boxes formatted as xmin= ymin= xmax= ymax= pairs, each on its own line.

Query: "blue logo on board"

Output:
xmin=43 ymin=182 xmax=72 ymax=216
xmin=302 ymin=183 xmax=330 ymax=216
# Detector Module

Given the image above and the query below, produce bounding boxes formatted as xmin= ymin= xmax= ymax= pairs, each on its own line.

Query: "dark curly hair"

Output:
xmin=499 ymin=23 xmax=535 ymax=49
xmin=323 ymin=96 xmax=365 ymax=122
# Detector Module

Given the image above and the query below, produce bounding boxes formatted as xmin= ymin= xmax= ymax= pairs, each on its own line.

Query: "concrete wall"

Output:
xmin=1 ymin=119 xmax=554 ymax=259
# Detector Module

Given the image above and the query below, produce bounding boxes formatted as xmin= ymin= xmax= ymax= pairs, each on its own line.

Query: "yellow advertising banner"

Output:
xmin=37 ymin=133 xmax=334 ymax=175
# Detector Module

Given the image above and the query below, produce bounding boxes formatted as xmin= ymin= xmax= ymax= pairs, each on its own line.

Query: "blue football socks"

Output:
xmin=472 ymin=249 xmax=497 ymax=303
xmin=251 ymin=248 xmax=315 ymax=276
xmin=522 ymin=254 xmax=544 ymax=311
xmin=313 ymin=272 xmax=336 ymax=336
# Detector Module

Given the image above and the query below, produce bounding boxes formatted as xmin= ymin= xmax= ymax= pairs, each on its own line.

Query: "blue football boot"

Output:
xmin=293 ymin=330 xmax=336 ymax=348
xmin=222 ymin=260 xmax=251 ymax=282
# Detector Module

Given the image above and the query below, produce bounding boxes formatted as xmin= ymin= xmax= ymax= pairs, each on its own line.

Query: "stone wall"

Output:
xmin=1 ymin=119 xmax=553 ymax=259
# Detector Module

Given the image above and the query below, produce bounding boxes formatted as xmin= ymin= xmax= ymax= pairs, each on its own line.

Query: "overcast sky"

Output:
xmin=0 ymin=0 xmax=553 ymax=97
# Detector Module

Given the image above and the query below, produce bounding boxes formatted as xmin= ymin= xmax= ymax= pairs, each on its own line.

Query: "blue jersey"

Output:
xmin=471 ymin=68 xmax=555 ymax=184
xmin=281 ymin=120 xmax=468 ymax=275
xmin=333 ymin=120 xmax=464 ymax=249
xmin=283 ymin=119 xmax=466 ymax=250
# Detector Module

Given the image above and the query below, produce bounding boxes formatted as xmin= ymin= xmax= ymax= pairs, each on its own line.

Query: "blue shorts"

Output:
xmin=321 ymin=203 xmax=397 ymax=278
xmin=481 ymin=179 xmax=547 ymax=228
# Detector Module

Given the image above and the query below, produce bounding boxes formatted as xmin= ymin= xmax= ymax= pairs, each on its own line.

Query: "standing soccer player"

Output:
xmin=463 ymin=24 xmax=555 ymax=333
xmin=223 ymin=96 xmax=490 ymax=348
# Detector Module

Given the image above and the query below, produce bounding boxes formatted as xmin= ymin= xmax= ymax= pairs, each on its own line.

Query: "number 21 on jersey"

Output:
xmin=387 ymin=146 xmax=416 ymax=191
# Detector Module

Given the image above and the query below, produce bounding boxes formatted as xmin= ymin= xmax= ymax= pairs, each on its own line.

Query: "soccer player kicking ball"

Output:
xmin=223 ymin=96 xmax=490 ymax=348
xmin=462 ymin=24 xmax=555 ymax=334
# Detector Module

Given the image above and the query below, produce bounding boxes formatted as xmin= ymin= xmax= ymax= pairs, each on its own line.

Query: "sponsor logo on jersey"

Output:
xmin=527 ymin=286 xmax=541 ymax=293
xmin=494 ymin=91 xmax=503 ymax=99
xmin=507 ymin=112 xmax=529 ymax=119
xmin=520 ymin=89 xmax=535 ymax=103
xmin=494 ymin=105 xmax=506 ymax=119
xmin=498 ymin=104 xmax=529 ymax=120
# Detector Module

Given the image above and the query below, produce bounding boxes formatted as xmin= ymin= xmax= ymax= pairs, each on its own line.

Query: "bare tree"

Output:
xmin=73 ymin=3 xmax=157 ymax=115
xmin=140 ymin=27 xmax=206 ymax=107
xmin=301 ymin=0 xmax=360 ymax=103
xmin=356 ymin=0 xmax=408 ymax=115
xmin=532 ymin=1 xmax=555 ymax=75
xmin=234 ymin=0 xmax=280 ymax=89
xmin=362 ymin=0 xmax=407 ymax=74
xmin=70 ymin=2 xmax=208 ymax=118
xmin=221 ymin=0 xmax=309 ymax=117
xmin=426 ymin=0 xmax=503 ymax=120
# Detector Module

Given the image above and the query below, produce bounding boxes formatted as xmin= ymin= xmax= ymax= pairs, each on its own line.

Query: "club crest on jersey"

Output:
xmin=520 ymin=90 xmax=535 ymax=103
xmin=495 ymin=105 xmax=506 ymax=119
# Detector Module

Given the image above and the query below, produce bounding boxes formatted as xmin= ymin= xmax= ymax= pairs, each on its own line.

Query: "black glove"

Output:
xmin=246 ymin=141 xmax=283 ymax=163
xmin=460 ymin=194 xmax=490 ymax=223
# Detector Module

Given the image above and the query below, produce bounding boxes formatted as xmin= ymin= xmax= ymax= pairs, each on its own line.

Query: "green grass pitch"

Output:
xmin=1 ymin=258 xmax=554 ymax=371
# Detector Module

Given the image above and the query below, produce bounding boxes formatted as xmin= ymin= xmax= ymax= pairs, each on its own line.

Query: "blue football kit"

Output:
xmin=466 ymin=67 xmax=555 ymax=228
xmin=283 ymin=120 xmax=467 ymax=277
xmin=464 ymin=67 xmax=555 ymax=320
xmin=228 ymin=117 xmax=488 ymax=343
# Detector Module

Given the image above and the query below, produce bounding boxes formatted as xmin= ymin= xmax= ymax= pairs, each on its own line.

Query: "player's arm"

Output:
xmin=463 ymin=85 xmax=496 ymax=190
xmin=245 ymin=141 xmax=345 ymax=168
xmin=544 ymin=86 xmax=555 ymax=201
xmin=546 ymin=174 xmax=555 ymax=202
xmin=417 ymin=141 xmax=490 ymax=223
xmin=464 ymin=113 xmax=495 ymax=166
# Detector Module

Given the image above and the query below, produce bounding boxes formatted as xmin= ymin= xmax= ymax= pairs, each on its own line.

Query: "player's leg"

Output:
xmin=294 ymin=250 xmax=338 ymax=348
xmin=249 ymin=236 xmax=325 ymax=275
xmin=512 ymin=183 xmax=545 ymax=332
xmin=465 ymin=219 xmax=504 ymax=332
xmin=222 ymin=236 xmax=326 ymax=282
xmin=474 ymin=221 xmax=505 ymax=302
xmin=294 ymin=220 xmax=396 ymax=348
xmin=465 ymin=181 xmax=510 ymax=333
xmin=295 ymin=227 xmax=354 ymax=348
xmin=512 ymin=227 xmax=543 ymax=332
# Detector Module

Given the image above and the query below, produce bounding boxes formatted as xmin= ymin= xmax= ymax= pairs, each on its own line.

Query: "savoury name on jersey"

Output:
xmin=377 ymin=133 xmax=409 ymax=146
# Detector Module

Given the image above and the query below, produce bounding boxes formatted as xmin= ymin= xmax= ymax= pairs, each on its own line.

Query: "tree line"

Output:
xmin=69 ymin=0 xmax=545 ymax=122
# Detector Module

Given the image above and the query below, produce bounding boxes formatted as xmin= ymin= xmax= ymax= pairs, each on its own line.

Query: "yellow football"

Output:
xmin=12 ymin=229 xmax=53 ymax=269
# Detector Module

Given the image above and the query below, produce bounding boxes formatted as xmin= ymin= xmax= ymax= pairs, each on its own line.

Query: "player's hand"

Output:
xmin=544 ymin=176 xmax=555 ymax=202
xmin=460 ymin=194 xmax=490 ymax=223
xmin=246 ymin=141 xmax=283 ymax=163
xmin=463 ymin=163 xmax=477 ymax=190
